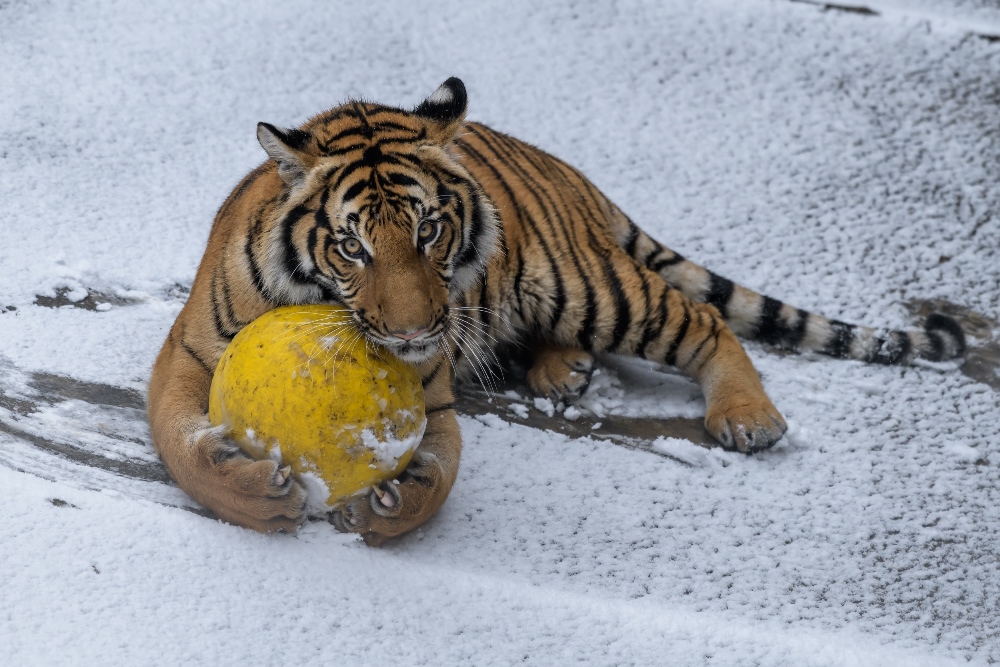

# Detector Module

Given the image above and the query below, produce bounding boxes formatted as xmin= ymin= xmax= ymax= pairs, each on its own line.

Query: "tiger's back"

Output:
xmin=452 ymin=122 xmax=964 ymax=381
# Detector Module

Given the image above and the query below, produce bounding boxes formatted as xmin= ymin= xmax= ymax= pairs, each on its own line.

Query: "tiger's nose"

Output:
xmin=390 ymin=327 xmax=428 ymax=342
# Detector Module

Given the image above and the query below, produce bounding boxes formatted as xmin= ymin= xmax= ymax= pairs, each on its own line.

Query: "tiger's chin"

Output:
xmin=379 ymin=337 xmax=442 ymax=365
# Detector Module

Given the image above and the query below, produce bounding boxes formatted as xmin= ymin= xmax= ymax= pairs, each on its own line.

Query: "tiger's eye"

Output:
xmin=341 ymin=238 xmax=363 ymax=257
xmin=418 ymin=220 xmax=437 ymax=240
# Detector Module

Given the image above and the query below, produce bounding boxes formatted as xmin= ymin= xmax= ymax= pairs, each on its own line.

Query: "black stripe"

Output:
xmin=180 ymin=339 xmax=214 ymax=376
xmin=636 ymin=268 xmax=652 ymax=329
xmin=924 ymin=313 xmax=965 ymax=360
xmin=650 ymin=253 xmax=686 ymax=273
xmin=452 ymin=193 xmax=466 ymax=235
xmin=623 ymin=222 xmax=640 ymax=256
xmin=324 ymin=103 xmax=402 ymax=125
xmin=686 ymin=314 xmax=717 ymax=371
xmin=352 ymin=103 xmax=375 ymax=137
xmin=754 ymin=300 xmax=810 ymax=350
xmin=638 ymin=282 xmax=668 ymax=356
xmin=603 ymin=256 xmax=632 ymax=352
xmin=457 ymin=131 xmax=567 ymax=332
xmin=694 ymin=323 xmax=723 ymax=374
xmin=209 ymin=268 xmax=238 ymax=340
xmin=361 ymin=144 xmax=384 ymax=167
xmin=576 ymin=277 xmax=599 ymax=350
xmin=244 ymin=229 xmax=271 ymax=300
xmin=341 ymin=177 xmax=369 ymax=204
xmin=639 ymin=245 xmax=660 ymax=267
xmin=369 ymin=151 xmax=406 ymax=169
xmin=324 ymin=124 xmax=374 ymax=145
xmin=374 ymin=122 xmax=426 ymax=139
xmin=890 ymin=332 xmax=912 ymax=364
xmin=705 ymin=274 xmax=735 ymax=318
xmin=426 ymin=403 xmax=457 ymax=415
xmin=548 ymin=164 xmax=616 ymax=351
xmin=305 ymin=224 xmax=322 ymax=279
xmin=313 ymin=189 xmax=333 ymax=231
xmin=866 ymin=331 xmax=911 ymax=365
xmin=925 ymin=330 xmax=946 ymax=362
xmin=487 ymin=130 xmax=599 ymax=346
xmin=321 ymin=140 xmax=367 ymax=157
xmin=823 ymin=321 xmax=855 ymax=359
xmin=454 ymin=188 xmax=484 ymax=268
xmin=477 ymin=276 xmax=492 ymax=332
xmin=786 ymin=309 xmax=810 ymax=348
xmin=421 ymin=360 xmax=445 ymax=388
xmin=549 ymin=162 xmax=627 ymax=351
xmin=437 ymin=183 xmax=456 ymax=204
xmin=372 ymin=120 xmax=418 ymax=133
xmin=441 ymin=222 xmax=459 ymax=263
xmin=281 ymin=206 xmax=313 ymax=284
xmin=218 ymin=271 xmax=243 ymax=332
xmin=281 ymin=127 xmax=312 ymax=151
xmin=331 ymin=161 xmax=369 ymax=195
xmin=208 ymin=273 xmax=226 ymax=337
xmin=511 ymin=249 xmax=527 ymax=319
xmin=391 ymin=152 xmax=427 ymax=169
xmin=363 ymin=105 xmax=409 ymax=119
xmin=755 ymin=297 xmax=786 ymax=346
xmin=385 ymin=172 xmax=420 ymax=188
xmin=664 ymin=303 xmax=691 ymax=367
xmin=550 ymin=154 xmax=631 ymax=352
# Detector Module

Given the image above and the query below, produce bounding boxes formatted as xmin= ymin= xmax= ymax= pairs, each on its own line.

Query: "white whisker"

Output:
xmin=449 ymin=320 xmax=500 ymax=395
xmin=452 ymin=317 xmax=503 ymax=370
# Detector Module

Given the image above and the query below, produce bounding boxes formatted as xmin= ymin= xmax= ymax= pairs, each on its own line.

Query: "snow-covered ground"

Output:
xmin=2 ymin=0 xmax=999 ymax=664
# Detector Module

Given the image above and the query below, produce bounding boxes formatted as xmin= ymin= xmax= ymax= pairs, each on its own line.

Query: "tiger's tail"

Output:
xmin=618 ymin=221 xmax=965 ymax=365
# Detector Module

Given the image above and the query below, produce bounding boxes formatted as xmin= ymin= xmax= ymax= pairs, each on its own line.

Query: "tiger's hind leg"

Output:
xmin=526 ymin=344 xmax=595 ymax=402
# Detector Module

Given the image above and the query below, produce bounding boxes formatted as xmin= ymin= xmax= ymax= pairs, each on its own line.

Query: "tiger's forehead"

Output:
xmin=307 ymin=102 xmax=428 ymax=156
xmin=300 ymin=102 xmax=444 ymax=227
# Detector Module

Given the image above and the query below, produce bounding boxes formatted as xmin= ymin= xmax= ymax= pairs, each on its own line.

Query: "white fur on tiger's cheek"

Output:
xmin=380 ymin=336 xmax=442 ymax=364
xmin=450 ymin=204 xmax=501 ymax=295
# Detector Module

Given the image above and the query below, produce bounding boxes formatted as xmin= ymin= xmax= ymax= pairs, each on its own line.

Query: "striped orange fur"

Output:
xmin=147 ymin=78 xmax=964 ymax=543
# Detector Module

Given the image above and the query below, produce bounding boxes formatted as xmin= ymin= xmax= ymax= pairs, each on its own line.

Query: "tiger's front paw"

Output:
xmin=527 ymin=346 xmax=595 ymax=402
xmin=704 ymin=396 xmax=787 ymax=453
xmin=328 ymin=451 xmax=446 ymax=546
xmin=191 ymin=431 xmax=308 ymax=533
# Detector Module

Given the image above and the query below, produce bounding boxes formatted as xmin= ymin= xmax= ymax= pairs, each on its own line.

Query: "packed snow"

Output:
xmin=1 ymin=0 xmax=999 ymax=665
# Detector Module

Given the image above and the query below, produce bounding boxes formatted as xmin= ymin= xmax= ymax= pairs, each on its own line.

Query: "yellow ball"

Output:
xmin=208 ymin=305 xmax=425 ymax=512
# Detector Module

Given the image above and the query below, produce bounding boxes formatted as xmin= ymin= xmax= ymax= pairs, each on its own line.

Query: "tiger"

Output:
xmin=147 ymin=77 xmax=966 ymax=545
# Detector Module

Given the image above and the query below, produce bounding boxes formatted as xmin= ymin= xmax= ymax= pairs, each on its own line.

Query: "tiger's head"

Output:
xmin=256 ymin=78 xmax=500 ymax=363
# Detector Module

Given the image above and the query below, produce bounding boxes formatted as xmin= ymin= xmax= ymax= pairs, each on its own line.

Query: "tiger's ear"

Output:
xmin=256 ymin=122 xmax=317 ymax=188
xmin=413 ymin=77 xmax=467 ymax=143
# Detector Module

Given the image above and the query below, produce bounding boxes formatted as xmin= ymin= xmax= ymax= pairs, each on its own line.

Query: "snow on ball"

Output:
xmin=208 ymin=305 xmax=426 ymax=513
